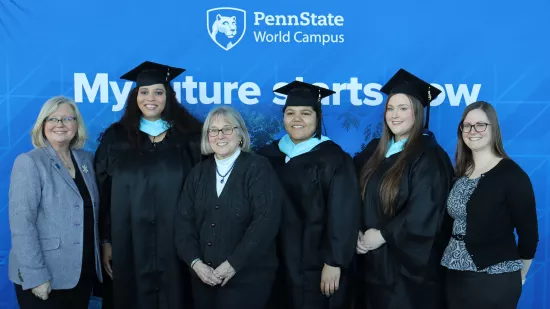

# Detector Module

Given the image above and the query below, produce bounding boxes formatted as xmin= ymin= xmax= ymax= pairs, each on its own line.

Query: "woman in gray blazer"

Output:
xmin=8 ymin=96 xmax=103 ymax=309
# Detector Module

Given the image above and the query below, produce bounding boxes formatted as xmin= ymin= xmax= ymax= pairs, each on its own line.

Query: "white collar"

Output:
xmin=215 ymin=148 xmax=241 ymax=169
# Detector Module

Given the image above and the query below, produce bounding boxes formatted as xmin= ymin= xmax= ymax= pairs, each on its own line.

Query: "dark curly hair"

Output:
xmin=98 ymin=82 xmax=203 ymax=148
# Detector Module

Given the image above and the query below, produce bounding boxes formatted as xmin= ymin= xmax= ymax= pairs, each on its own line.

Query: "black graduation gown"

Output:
xmin=353 ymin=135 xmax=454 ymax=309
xmin=259 ymin=140 xmax=361 ymax=309
xmin=94 ymin=124 xmax=201 ymax=309
xmin=175 ymin=152 xmax=283 ymax=308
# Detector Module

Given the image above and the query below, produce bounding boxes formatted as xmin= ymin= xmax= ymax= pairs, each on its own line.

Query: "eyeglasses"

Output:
xmin=45 ymin=117 xmax=77 ymax=126
xmin=460 ymin=122 xmax=490 ymax=133
xmin=207 ymin=126 xmax=238 ymax=137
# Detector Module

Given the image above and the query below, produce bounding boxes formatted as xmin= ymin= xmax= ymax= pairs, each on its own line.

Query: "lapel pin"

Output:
xmin=82 ymin=165 xmax=89 ymax=174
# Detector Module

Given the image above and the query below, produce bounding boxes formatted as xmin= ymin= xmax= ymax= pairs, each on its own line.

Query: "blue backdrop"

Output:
xmin=1 ymin=0 xmax=549 ymax=308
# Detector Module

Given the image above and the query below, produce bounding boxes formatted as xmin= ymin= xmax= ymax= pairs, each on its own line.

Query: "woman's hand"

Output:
xmin=102 ymin=243 xmax=113 ymax=279
xmin=363 ymin=228 xmax=386 ymax=251
xmin=320 ymin=264 xmax=341 ymax=297
xmin=31 ymin=281 xmax=51 ymax=300
xmin=213 ymin=261 xmax=236 ymax=287
xmin=193 ymin=261 xmax=223 ymax=286
xmin=356 ymin=230 xmax=369 ymax=254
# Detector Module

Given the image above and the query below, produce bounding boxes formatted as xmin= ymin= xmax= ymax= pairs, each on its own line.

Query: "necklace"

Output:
xmin=216 ymin=161 xmax=236 ymax=184
xmin=58 ymin=153 xmax=73 ymax=170
xmin=150 ymin=131 xmax=167 ymax=148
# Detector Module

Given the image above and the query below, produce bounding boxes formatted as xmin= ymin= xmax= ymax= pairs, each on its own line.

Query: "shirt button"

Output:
xmin=215 ymin=205 xmax=220 ymax=210
xmin=207 ymin=242 xmax=212 ymax=246
xmin=211 ymin=223 xmax=216 ymax=227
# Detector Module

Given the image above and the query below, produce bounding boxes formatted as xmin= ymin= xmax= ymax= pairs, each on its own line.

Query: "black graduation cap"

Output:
xmin=380 ymin=69 xmax=441 ymax=129
xmin=120 ymin=61 xmax=186 ymax=87
xmin=274 ymin=80 xmax=336 ymax=108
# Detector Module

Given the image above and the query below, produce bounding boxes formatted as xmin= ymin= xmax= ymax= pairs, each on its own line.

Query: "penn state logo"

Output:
xmin=206 ymin=7 xmax=247 ymax=51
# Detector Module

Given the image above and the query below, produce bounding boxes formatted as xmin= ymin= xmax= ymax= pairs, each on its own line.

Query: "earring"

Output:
xmin=239 ymin=140 xmax=243 ymax=146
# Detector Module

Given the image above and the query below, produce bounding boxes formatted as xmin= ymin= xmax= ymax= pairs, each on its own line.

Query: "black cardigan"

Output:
xmin=175 ymin=152 xmax=283 ymax=283
xmin=456 ymin=158 xmax=539 ymax=270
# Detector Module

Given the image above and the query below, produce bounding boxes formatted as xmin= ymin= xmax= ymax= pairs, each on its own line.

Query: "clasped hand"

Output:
xmin=193 ymin=260 xmax=236 ymax=287
xmin=356 ymin=229 xmax=386 ymax=254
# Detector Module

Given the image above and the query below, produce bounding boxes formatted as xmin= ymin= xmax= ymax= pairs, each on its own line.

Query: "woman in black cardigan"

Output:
xmin=441 ymin=101 xmax=539 ymax=309
xmin=175 ymin=106 xmax=283 ymax=309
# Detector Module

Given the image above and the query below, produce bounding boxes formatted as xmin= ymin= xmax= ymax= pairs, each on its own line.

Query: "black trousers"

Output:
xmin=191 ymin=276 xmax=273 ymax=309
xmin=14 ymin=276 xmax=94 ymax=309
xmin=93 ymin=267 xmax=113 ymax=309
xmin=446 ymin=269 xmax=522 ymax=309
xmin=354 ymin=278 xmax=442 ymax=309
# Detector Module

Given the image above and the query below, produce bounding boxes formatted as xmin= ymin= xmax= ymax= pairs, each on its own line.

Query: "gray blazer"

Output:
xmin=8 ymin=144 xmax=103 ymax=290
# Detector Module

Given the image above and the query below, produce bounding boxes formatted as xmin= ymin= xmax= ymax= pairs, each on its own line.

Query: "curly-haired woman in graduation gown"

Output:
xmin=259 ymin=81 xmax=361 ymax=309
xmin=353 ymin=69 xmax=454 ymax=309
xmin=94 ymin=62 xmax=203 ymax=309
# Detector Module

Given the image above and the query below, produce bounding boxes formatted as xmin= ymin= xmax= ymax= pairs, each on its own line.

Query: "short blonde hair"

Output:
xmin=200 ymin=107 xmax=251 ymax=155
xmin=31 ymin=96 xmax=88 ymax=149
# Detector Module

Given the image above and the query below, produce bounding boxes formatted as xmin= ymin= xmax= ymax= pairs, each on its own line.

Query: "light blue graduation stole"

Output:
xmin=385 ymin=137 xmax=408 ymax=158
xmin=385 ymin=132 xmax=432 ymax=158
xmin=139 ymin=118 xmax=170 ymax=137
xmin=278 ymin=134 xmax=331 ymax=163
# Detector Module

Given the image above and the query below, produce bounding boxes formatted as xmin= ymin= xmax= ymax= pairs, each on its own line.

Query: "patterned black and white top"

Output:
xmin=441 ymin=176 xmax=523 ymax=274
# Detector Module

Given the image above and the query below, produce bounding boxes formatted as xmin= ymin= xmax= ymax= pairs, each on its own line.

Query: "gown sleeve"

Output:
xmin=174 ymin=166 xmax=203 ymax=266
xmin=379 ymin=148 xmax=453 ymax=281
xmin=353 ymin=138 xmax=380 ymax=175
xmin=94 ymin=128 xmax=116 ymax=243
xmin=323 ymin=153 xmax=362 ymax=268
xmin=226 ymin=158 xmax=283 ymax=273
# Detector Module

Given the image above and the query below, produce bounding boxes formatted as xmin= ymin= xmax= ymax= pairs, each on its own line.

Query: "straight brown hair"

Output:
xmin=359 ymin=94 xmax=425 ymax=216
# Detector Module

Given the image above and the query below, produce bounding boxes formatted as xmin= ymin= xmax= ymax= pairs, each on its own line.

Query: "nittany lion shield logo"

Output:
xmin=207 ymin=7 xmax=247 ymax=51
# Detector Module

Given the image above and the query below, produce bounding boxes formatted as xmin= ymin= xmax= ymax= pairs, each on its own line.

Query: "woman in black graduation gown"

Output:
xmin=94 ymin=61 xmax=203 ymax=309
xmin=175 ymin=106 xmax=282 ymax=309
xmin=353 ymin=69 xmax=454 ymax=309
xmin=259 ymin=81 xmax=361 ymax=309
